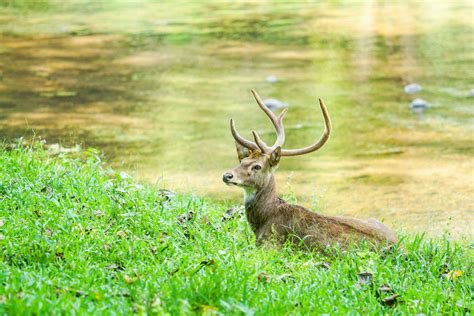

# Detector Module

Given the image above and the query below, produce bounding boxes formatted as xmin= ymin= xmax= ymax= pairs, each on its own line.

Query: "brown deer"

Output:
xmin=223 ymin=90 xmax=397 ymax=251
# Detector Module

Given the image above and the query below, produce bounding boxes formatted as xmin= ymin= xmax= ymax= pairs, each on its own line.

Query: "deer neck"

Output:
xmin=243 ymin=175 xmax=279 ymax=231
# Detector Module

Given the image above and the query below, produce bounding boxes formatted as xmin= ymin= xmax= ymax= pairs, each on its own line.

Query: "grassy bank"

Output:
xmin=0 ymin=143 xmax=471 ymax=315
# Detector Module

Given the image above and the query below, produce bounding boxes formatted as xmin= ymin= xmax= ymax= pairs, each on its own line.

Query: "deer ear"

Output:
xmin=235 ymin=142 xmax=251 ymax=162
xmin=269 ymin=146 xmax=281 ymax=166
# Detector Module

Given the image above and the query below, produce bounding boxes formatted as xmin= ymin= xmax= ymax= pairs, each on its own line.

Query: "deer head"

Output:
xmin=223 ymin=90 xmax=332 ymax=192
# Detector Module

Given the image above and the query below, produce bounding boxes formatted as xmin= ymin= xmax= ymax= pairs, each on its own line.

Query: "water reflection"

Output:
xmin=0 ymin=1 xmax=472 ymax=237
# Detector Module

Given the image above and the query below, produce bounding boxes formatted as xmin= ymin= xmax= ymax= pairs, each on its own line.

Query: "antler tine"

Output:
xmin=251 ymin=130 xmax=268 ymax=152
xmin=250 ymin=89 xmax=287 ymax=152
xmin=280 ymin=98 xmax=331 ymax=157
xmin=230 ymin=119 xmax=259 ymax=151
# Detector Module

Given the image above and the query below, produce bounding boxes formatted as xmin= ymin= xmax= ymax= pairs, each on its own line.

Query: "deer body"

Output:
xmin=223 ymin=90 xmax=397 ymax=250
xmin=244 ymin=175 xmax=396 ymax=250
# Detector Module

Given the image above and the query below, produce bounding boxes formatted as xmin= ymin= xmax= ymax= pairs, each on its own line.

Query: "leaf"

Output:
xmin=257 ymin=272 xmax=271 ymax=283
xmin=201 ymin=305 xmax=218 ymax=314
xmin=106 ymin=263 xmax=124 ymax=271
xmin=151 ymin=296 xmax=161 ymax=307
xmin=378 ymin=284 xmax=393 ymax=293
xmin=357 ymin=272 xmax=373 ymax=286
xmin=177 ymin=210 xmax=194 ymax=224
xmin=443 ymin=270 xmax=464 ymax=280
xmin=41 ymin=186 xmax=53 ymax=195
xmin=55 ymin=252 xmax=65 ymax=260
xmin=316 ymin=261 xmax=331 ymax=269
xmin=158 ymin=189 xmax=176 ymax=201
xmin=222 ymin=207 xmax=240 ymax=221
xmin=75 ymin=290 xmax=86 ymax=297
xmin=376 ymin=283 xmax=399 ymax=307
xmin=381 ymin=294 xmax=399 ymax=307
xmin=200 ymin=215 xmax=211 ymax=225
xmin=116 ymin=230 xmax=127 ymax=238
xmin=124 ymin=275 xmax=136 ymax=284
xmin=93 ymin=210 xmax=104 ymax=217
xmin=199 ymin=259 xmax=216 ymax=266
xmin=276 ymin=273 xmax=294 ymax=283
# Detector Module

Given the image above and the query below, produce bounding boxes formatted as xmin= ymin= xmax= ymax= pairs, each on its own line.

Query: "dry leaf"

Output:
xmin=276 ymin=273 xmax=294 ymax=282
xmin=443 ymin=270 xmax=464 ymax=280
xmin=55 ymin=252 xmax=65 ymax=260
xmin=222 ymin=207 xmax=239 ymax=221
xmin=41 ymin=186 xmax=53 ymax=195
xmin=177 ymin=210 xmax=194 ymax=223
xmin=93 ymin=210 xmax=105 ymax=217
xmin=316 ymin=262 xmax=331 ymax=269
xmin=151 ymin=296 xmax=161 ymax=306
xmin=200 ymin=215 xmax=211 ymax=225
xmin=116 ymin=230 xmax=126 ymax=238
xmin=158 ymin=189 xmax=176 ymax=201
xmin=257 ymin=272 xmax=271 ymax=283
xmin=75 ymin=290 xmax=85 ymax=297
xmin=381 ymin=294 xmax=399 ymax=306
xmin=124 ymin=275 xmax=136 ymax=284
xmin=378 ymin=284 xmax=393 ymax=293
xmin=357 ymin=272 xmax=373 ymax=286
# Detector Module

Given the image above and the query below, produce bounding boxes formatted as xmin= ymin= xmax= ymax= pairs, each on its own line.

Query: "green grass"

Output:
xmin=0 ymin=143 xmax=472 ymax=315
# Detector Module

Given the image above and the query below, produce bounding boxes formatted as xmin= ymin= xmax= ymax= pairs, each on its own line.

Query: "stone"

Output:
xmin=404 ymin=83 xmax=422 ymax=94
xmin=409 ymin=98 xmax=431 ymax=112
xmin=263 ymin=98 xmax=288 ymax=111
xmin=265 ymin=75 xmax=278 ymax=83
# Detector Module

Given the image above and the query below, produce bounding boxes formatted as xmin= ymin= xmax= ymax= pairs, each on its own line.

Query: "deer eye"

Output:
xmin=252 ymin=165 xmax=262 ymax=171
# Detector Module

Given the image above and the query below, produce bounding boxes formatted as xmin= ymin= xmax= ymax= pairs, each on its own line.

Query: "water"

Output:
xmin=0 ymin=1 xmax=473 ymax=237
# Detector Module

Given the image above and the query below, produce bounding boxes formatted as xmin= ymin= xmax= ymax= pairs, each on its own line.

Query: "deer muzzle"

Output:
xmin=222 ymin=172 xmax=234 ymax=184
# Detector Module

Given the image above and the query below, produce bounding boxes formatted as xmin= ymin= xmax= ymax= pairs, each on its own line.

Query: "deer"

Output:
xmin=223 ymin=90 xmax=397 ymax=252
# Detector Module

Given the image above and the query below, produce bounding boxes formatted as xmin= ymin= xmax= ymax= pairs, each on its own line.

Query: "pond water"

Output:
xmin=0 ymin=1 xmax=473 ymax=238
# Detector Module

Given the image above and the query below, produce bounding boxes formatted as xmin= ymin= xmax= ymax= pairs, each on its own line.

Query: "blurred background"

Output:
xmin=0 ymin=0 xmax=472 ymax=237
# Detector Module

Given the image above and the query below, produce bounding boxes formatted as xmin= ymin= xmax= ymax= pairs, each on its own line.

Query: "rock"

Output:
xmin=265 ymin=75 xmax=278 ymax=83
xmin=46 ymin=144 xmax=81 ymax=155
xmin=404 ymin=83 xmax=422 ymax=94
xmin=469 ymin=89 xmax=474 ymax=97
xmin=409 ymin=98 xmax=431 ymax=112
xmin=263 ymin=98 xmax=288 ymax=111
xmin=158 ymin=189 xmax=176 ymax=201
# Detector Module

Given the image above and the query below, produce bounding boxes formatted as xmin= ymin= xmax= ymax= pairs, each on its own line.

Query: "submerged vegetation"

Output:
xmin=0 ymin=144 xmax=471 ymax=314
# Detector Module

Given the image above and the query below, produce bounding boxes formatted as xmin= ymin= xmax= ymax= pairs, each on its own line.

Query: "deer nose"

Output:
xmin=223 ymin=172 xmax=234 ymax=183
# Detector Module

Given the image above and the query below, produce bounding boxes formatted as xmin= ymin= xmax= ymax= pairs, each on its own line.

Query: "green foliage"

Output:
xmin=0 ymin=145 xmax=472 ymax=315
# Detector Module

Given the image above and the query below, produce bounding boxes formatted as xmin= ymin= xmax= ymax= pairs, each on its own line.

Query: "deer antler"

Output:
xmin=280 ymin=98 xmax=331 ymax=156
xmin=230 ymin=90 xmax=331 ymax=157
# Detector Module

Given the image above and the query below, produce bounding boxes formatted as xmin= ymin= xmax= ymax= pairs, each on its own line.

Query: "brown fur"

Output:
xmin=224 ymin=148 xmax=397 ymax=251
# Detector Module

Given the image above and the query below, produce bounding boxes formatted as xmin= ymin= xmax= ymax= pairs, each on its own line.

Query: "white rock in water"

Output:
xmin=265 ymin=75 xmax=278 ymax=83
xmin=410 ymin=98 xmax=431 ymax=110
xmin=263 ymin=98 xmax=288 ymax=111
xmin=404 ymin=83 xmax=422 ymax=94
